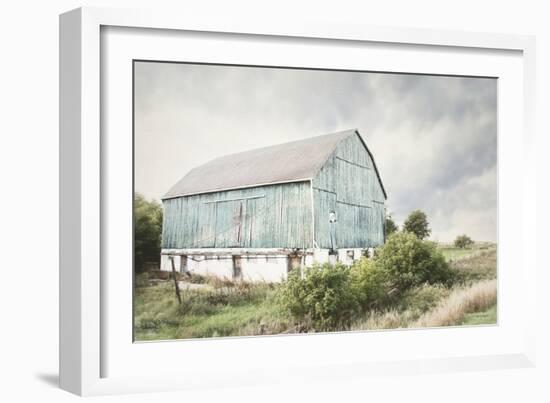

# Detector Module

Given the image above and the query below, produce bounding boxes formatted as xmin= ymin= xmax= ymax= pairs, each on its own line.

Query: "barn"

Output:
xmin=160 ymin=129 xmax=387 ymax=282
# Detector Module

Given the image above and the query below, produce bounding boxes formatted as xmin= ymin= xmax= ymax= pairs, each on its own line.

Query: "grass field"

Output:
xmin=462 ymin=304 xmax=497 ymax=325
xmin=135 ymin=280 xmax=290 ymax=340
xmin=438 ymin=243 xmax=493 ymax=261
xmin=134 ymin=243 xmax=497 ymax=341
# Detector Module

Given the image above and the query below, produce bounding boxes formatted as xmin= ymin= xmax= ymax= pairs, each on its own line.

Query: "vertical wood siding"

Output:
xmin=162 ymin=182 xmax=313 ymax=249
xmin=312 ymin=133 xmax=385 ymax=249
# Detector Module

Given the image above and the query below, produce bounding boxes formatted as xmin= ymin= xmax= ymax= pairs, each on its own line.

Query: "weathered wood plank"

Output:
xmin=312 ymin=132 xmax=385 ymax=249
xmin=162 ymin=182 xmax=313 ymax=250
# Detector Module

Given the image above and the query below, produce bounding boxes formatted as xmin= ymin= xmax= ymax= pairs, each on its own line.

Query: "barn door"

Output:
xmin=214 ymin=200 xmax=246 ymax=248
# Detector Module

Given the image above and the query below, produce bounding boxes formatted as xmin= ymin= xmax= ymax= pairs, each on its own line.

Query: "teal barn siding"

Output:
xmin=312 ymin=132 xmax=386 ymax=249
xmin=162 ymin=182 xmax=313 ymax=249
xmin=161 ymin=129 xmax=385 ymax=254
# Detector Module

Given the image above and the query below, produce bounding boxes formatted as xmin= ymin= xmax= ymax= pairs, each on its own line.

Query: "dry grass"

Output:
xmin=352 ymin=279 xmax=497 ymax=331
xmin=352 ymin=308 xmax=420 ymax=330
xmin=450 ymin=248 xmax=497 ymax=283
xmin=413 ymin=279 xmax=496 ymax=327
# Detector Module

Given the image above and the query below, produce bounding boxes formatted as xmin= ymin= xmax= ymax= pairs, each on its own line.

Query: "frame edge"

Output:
xmin=59 ymin=7 xmax=83 ymax=396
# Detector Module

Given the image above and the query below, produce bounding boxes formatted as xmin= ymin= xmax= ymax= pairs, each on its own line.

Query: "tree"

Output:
xmin=134 ymin=193 xmax=163 ymax=272
xmin=403 ymin=209 xmax=431 ymax=240
xmin=454 ymin=234 xmax=474 ymax=249
xmin=385 ymin=215 xmax=398 ymax=238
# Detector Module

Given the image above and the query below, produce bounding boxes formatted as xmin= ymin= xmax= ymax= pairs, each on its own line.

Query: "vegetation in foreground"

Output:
xmin=462 ymin=304 xmax=497 ymax=325
xmin=135 ymin=280 xmax=292 ymax=340
xmin=134 ymin=206 xmax=496 ymax=340
xmin=351 ymin=279 xmax=496 ymax=330
xmin=134 ymin=234 xmax=497 ymax=341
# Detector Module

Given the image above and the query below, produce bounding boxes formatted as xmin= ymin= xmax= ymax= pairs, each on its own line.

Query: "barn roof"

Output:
xmin=162 ymin=129 xmax=387 ymax=200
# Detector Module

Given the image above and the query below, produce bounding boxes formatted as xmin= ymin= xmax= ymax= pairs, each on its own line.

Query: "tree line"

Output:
xmin=386 ymin=209 xmax=474 ymax=248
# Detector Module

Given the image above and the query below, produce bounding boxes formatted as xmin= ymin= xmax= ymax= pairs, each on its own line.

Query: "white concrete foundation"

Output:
xmin=160 ymin=254 xmax=183 ymax=272
xmin=337 ymin=248 xmax=364 ymax=266
xmin=161 ymin=253 xmax=289 ymax=282
xmin=187 ymin=257 xmax=234 ymax=280
xmin=241 ymin=256 xmax=288 ymax=282
xmin=160 ymin=247 xmax=371 ymax=282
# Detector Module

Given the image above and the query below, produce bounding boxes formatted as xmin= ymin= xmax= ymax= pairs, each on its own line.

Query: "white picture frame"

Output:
xmin=59 ymin=6 xmax=537 ymax=396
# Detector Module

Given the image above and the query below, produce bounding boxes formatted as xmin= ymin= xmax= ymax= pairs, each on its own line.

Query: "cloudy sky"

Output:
xmin=134 ymin=62 xmax=497 ymax=243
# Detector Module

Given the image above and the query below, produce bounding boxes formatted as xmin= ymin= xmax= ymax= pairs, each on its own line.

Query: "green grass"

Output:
xmin=439 ymin=247 xmax=478 ymax=261
xmin=438 ymin=243 xmax=495 ymax=262
xmin=461 ymin=304 xmax=497 ymax=325
xmin=134 ymin=281 xmax=294 ymax=341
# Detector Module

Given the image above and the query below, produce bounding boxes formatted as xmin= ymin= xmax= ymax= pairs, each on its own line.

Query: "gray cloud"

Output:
xmin=134 ymin=62 xmax=497 ymax=242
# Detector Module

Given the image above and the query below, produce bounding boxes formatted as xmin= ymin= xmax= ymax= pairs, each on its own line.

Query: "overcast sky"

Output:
xmin=134 ymin=61 xmax=497 ymax=243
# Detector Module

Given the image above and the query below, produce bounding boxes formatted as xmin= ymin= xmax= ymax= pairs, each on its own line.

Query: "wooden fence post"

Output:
xmin=170 ymin=256 xmax=182 ymax=305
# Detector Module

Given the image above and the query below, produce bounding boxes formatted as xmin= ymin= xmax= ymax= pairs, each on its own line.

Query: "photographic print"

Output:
xmin=133 ymin=61 xmax=497 ymax=341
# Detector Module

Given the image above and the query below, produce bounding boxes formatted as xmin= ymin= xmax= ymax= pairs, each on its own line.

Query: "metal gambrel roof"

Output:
xmin=162 ymin=129 xmax=387 ymax=200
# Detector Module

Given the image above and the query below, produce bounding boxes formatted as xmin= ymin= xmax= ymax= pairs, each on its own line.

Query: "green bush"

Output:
xmin=277 ymin=233 xmax=457 ymax=330
xmin=277 ymin=263 xmax=358 ymax=331
xmin=398 ymin=284 xmax=450 ymax=313
xmin=375 ymin=232 xmax=454 ymax=296
xmin=349 ymin=258 xmax=389 ymax=309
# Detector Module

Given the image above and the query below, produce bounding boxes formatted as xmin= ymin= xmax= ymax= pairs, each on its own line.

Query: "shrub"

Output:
xmin=375 ymin=232 xmax=454 ymax=296
xmin=277 ymin=263 xmax=358 ymax=331
xmin=187 ymin=273 xmax=208 ymax=284
xmin=398 ymin=284 xmax=450 ymax=313
xmin=349 ymin=258 xmax=389 ymax=309
xmin=454 ymin=234 xmax=474 ymax=249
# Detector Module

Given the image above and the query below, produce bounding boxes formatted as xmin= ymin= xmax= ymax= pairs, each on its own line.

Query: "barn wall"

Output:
xmin=312 ymin=133 xmax=385 ymax=249
xmin=162 ymin=182 xmax=313 ymax=249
